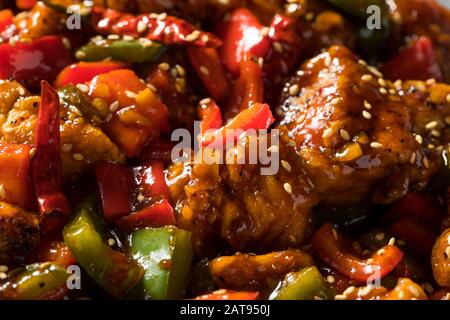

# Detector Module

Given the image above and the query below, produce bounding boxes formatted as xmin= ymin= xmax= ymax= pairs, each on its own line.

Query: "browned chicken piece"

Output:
xmin=0 ymin=201 xmax=39 ymax=266
xmin=167 ymin=131 xmax=318 ymax=256
xmin=1 ymin=94 xmax=125 ymax=180
xmin=278 ymin=45 xmax=442 ymax=206
xmin=209 ymin=250 xmax=315 ymax=293
xmin=392 ymin=0 xmax=450 ymax=82
xmin=0 ymin=80 xmax=28 ymax=135
xmin=431 ymin=228 xmax=450 ymax=287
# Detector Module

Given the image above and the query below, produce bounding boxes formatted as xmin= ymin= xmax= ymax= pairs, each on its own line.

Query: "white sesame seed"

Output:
xmin=62 ymin=144 xmax=73 ymax=152
xmin=260 ymin=27 xmax=269 ymax=37
xmin=273 ymin=41 xmax=283 ymax=53
xmin=410 ymin=153 xmax=417 ymax=164
xmin=358 ymin=59 xmax=367 ymax=66
xmin=415 ymin=134 xmax=423 ymax=145
xmin=377 ymin=248 xmax=386 ymax=255
xmin=107 ymin=238 xmax=116 ymax=246
xmin=159 ymin=63 xmax=170 ymax=71
xmin=122 ymin=35 xmax=134 ymax=41
xmin=425 ymin=121 xmax=438 ymax=130
xmin=157 ymin=12 xmax=167 ymax=21
xmin=17 ymin=86 xmax=25 ymax=96
xmin=379 ymin=87 xmax=388 ymax=95
xmin=62 ymin=37 xmax=71 ymax=50
xmin=200 ymin=66 xmax=210 ymax=76
xmin=327 ymin=275 xmax=335 ymax=284
xmin=370 ymin=142 xmax=384 ymax=149
xmin=335 ymin=294 xmax=347 ymax=300
xmin=361 ymin=74 xmax=373 ymax=82
xmin=109 ymin=101 xmax=120 ymax=113
xmin=375 ymin=232 xmax=385 ymax=241
xmin=368 ymin=66 xmax=382 ymax=77
xmin=388 ymin=237 xmax=396 ymax=246
xmin=75 ymin=51 xmax=87 ymax=60
xmin=408 ymin=286 xmax=420 ymax=298
xmin=283 ymin=183 xmax=293 ymax=194
xmin=426 ymin=78 xmax=436 ymax=85
xmin=105 ymin=113 xmax=113 ymax=122
xmin=186 ymin=32 xmax=200 ymax=42
xmin=446 ymin=93 xmax=450 ymax=103
xmin=343 ymin=286 xmax=356 ymax=296
xmin=378 ymin=78 xmax=387 ymax=87
xmin=0 ymin=272 xmax=7 ymax=280
xmin=0 ymin=265 xmax=8 ymax=272
xmin=363 ymin=100 xmax=372 ymax=110
xmin=281 ymin=160 xmax=292 ymax=172
xmin=362 ymin=110 xmax=372 ymax=119
xmin=125 ymin=90 xmax=136 ymax=99
xmin=322 ymin=128 xmax=333 ymax=139
xmin=289 ymin=84 xmax=299 ymax=96
xmin=423 ymin=157 xmax=430 ymax=168
xmin=73 ymin=153 xmax=84 ymax=161
xmin=359 ymin=285 xmax=374 ymax=297
xmin=340 ymin=129 xmax=351 ymax=141
xmin=447 ymin=235 xmax=450 ymax=245
xmin=107 ymin=34 xmax=120 ymax=40
xmin=28 ymin=147 xmax=36 ymax=159
xmin=137 ymin=20 xmax=147 ymax=33
xmin=0 ymin=184 xmax=5 ymax=199
xmin=76 ymin=84 xmax=89 ymax=93
xmin=332 ymin=228 xmax=338 ymax=240
xmin=394 ymin=80 xmax=403 ymax=87
xmin=446 ymin=247 xmax=450 ymax=259
xmin=314 ymin=295 xmax=324 ymax=300
xmin=147 ymin=84 xmax=157 ymax=92
xmin=431 ymin=129 xmax=441 ymax=138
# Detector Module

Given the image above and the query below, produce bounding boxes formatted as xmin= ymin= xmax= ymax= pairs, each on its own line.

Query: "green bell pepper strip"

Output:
xmin=63 ymin=198 xmax=143 ymax=298
xmin=75 ymin=38 xmax=166 ymax=63
xmin=269 ymin=267 xmax=334 ymax=300
xmin=129 ymin=226 xmax=194 ymax=300
xmin=0 ymin=263 xmax=69 ymax=300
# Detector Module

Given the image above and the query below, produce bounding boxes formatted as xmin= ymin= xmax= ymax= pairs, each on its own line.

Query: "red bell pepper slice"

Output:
xmin=92 ymin=8 xmax=221 ymax=48
xmin=381 ymin=37 xmax=443 ymax=81
xmin=0 ymin=143 xmax=36 ymax=211
xmin=16 ymin=0 xmax=37 ymax=10
xmin=0 ymin=36 xmax=71 ymax=89
xmin=38 ymin=235 xmax=76 ymax=267
xmin=195 ymin=290 xmax=259 ymax=300
xmin=312 ymin=223 xmax=404 ymax=282
xmin=389 ymin=217 xmax=437 ymax=258
xmin=0 ymin=9 xmax=13 ymax=33
xmin=95 ymin=162 xmax=133 ymax=223
xmin=383 ymin=192 xmax=444 ymax=226
xmin=201 ymin=102 xmax=274 ymax=147
xmin=55 ymin=61 xmax=127 ymax=88
xmin=198 ymin=98 xmax=223 ymax=135
xmin=114 ymin=199 xmax=175 ymax=233
xmin=32 ymin=81 xmax=70 ymax=233
xmin=133 ymin=161 xmax=171 ymax=201
xmin=216 ymin=8 xmax=271 ymax=76
xmin=225 ymin=58 xmax=264 ymax=117
xmin=188 ymin=47 xmax=229 ymax=101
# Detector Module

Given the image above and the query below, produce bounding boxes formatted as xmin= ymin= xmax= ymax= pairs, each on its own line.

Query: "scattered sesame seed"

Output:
xmin=340 ymin=129 xmax=351 ymax=141
xmin=186 ymin=32 xmax=200 ymax=42
xmin=378 ymin=78 xmax=387 ymax=87
xmin=358 ymin=59 xmax=367 ymax=66
xmin=363 ymin=100 xmax=372 ymax=110
xmin=260 ymin=27 xmax=269 ymax=37
xmin=109 ymin=101 xmax=119 ymax=113
xmin=343 ymin=286 xmax=356 ymax=296
xmin=0 ymin=272 xmax=7 ymax=280
xmin=273 ymin=41 xmax=283 ymax=53
xmin=446 ymin=93 xmax=450 ymax=103
xmin=426 ymin=78 xmax=436 ymax=85
xmin=200 ymin=66 xmax=210 ymax=76
xmin=29 ymin=147 xmax=36 ymax=158
xmin=446 ymin=247 xmax=450 ymax=259
xmin=359 ymin=285 xmax=374 ymax=297
xmin=17 ymin=86 xmax=25 ymax=96
xmin=107 ymin=34 xmax=120 ymax=40
xmin=0 ymin=184 xmax=5 ymax=199
xmin=314 ymin=295 xmax=324 ymax=300
xmin=370 ymin=142 xmax=383 ymax=149
xmin=157 ymin=12 xmax=167 ymax=21
xmin=335 ymin=294 xmax=347 ymax=300
xmin=375 ymin=232 xmax=385 ymax=241
xmin=147 ymin=83 xmax=157 ymax=92
xmin=368 ymin=66 xmax=382 ymax=77
xmin=107 ymin=238 xmax=116 ymax=246
xmin=361 ymin=74 xmax=373 ymax=82
xmin=431 ymin=129 xmax=441 ymax=138
xmin=122 ymin=35 xmax=134 ymax=41
xmin=389 ymin=89 xmax=397 ymax=95
xmin=394 ymin=79 xmax=403 ymax=87
xmin=425 ymin=121 xmax=438 ymax=130
xmin=423 ymin=157 xmax=430 ymax=168
xmin=388 ymin=237 xmax=396 ymax=246
xmin=283 ymin=183 xmax=293 ymax=194
xmin=199 ymin=98 xmax=212 ymax=105
xmin=76 ymin=84 xmax=89 ymax=93
xmin=281 ymin=160 xmax=292 ymax=172
xmin=409 ymin=153 xmax=417 ymax=164
xmin=159 ymin=63 xmax=170 ymax=71
xmin=377 ymin=248 xmax=385 ymax=255
xmin=408 ymin=286 xmax=420 ymax=298
xmin=75 ymin=51 xmax=86 ymax=60
xmin=362 ymin=110 xmax=372 ymax=119
xmin=332 ymin=228 xmax=338 ymax=241
xmin=105 ymin=113 xmax=113 ymax=122
xmin=296 ymin=114 xmax=306 ymax=124
xmin=176 ymin=65 xmax=186 ymax=77
xmin=0 ymin=265 xmax=8 ymax=272
xmin=62 ymin=144 xmax=73 ymax=152
xmin=137 ymin=20 xmax=147 ymax=33
xmin=289 ymin=84 xmax=299 ymax=96
xmin=322 ymin=128 xmax=333 ymax=139
xmin=125 ymin=90 xmax=136 ymax=99
xmin=415 ymin=134 xmax=423 ymax=145
xmin=73 ymin=153 xmax=84 ymax=161
xmin=330 ymin=98 xmax=340 ymax=105
xmin=305 ymin=12 xmax=315 ymax=21
xmin=62 ymin=37 xmax=71 ymax=50
xmin=327 ymin=275 xmax=335 ymax=284
xmin=379 ymin=87 xmax=388 ymax=95
xmin=445 ymin=116 xmax=450 ymax=126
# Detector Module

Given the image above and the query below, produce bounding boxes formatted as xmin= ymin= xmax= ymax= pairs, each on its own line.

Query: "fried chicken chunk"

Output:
xmin=1 ymin=91 xmax=125 ymax=180
xmin=0 ymin=201 xmax=39 ymax=266
xmin=167 ymin=132 xmax=318 ymax=256
xmin=278 ymin=45 xmax=442 ymax=206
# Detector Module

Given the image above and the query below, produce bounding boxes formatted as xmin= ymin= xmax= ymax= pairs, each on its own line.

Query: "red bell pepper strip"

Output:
xmin=216 ymin=8 xmax=271 ymax=76
xmin=32 ymin=81 xmax=70 ymax=233
xmin=133 ymin=161 xmax=171 ymax=201
xmin=389 ymin=217 xmax=437 ymax=258
xmin=225 ymin=58 xmax=264 ymax=117
xmin=114 ymin=199 xmax=175 ymax=233
xmin=38 ymin=235 xmax=76 ymax=267
xmin=16 ymin=0 xmax=37 ymax=10
xmin=0 ymin=9 xmax=13 ymax=33
xmin=381 ymin=37 xmax=443 ymax=81
xmin=0 ymin=36 xmax=71 ymax=89
xmin=95 ymin=162 xmax=133 ymax=223
xmin=188 ymin=47 xmax=229 ymax=101
xmin=91 ymin=8 xmax=222 ymax=48
xmin=312 ymin=223 xmax=404 ymax=282
xmin=198 ymin=98 xmax=223 ymax=135
xmin=0 ymin=143 xmax=36 ymax=211
xmin=201 ymin=102 xmax=274 ymax=147
xmin=54 ymin=61 xmax=127 ymax=88
xmin=382 ymin=192 xmax=444 ymax=226
xmin=195 ymin=290 xmax=259 ymax=300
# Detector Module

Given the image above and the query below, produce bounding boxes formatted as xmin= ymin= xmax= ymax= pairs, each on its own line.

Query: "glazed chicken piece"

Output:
xmin=0 ymin=80 xmax=28 ymax=134
xmin=278 ymin=45 xmax=443 ymax=206
xmin=0 ymin=83 xmax=125 ymax=180
xmin=0 ymin=201 xmax=39 ymax=266
xmin=209 ymin=250 xmax=315 ymax=293
xmin=167 ymin=130 xmax=318 ymax=256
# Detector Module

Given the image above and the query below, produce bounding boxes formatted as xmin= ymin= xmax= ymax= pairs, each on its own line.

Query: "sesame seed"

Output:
xmin=409 ymin=153 xmax=417 ymax=164
xmin=335 ymin=294 xmax=347 ymax=300
xmin=447 ymin=235 xmax=450 ymax=245
xmin=322 ymin=128 xmax=333 ymax=139
xmin=199 ymin=98 xmax=212 ymax=105
xmin=363 ymin=100 xmax=372 ymax=110
xmin=109 ymin=101 xmax=119 ymax=113
xmin=327 ymin=275 xmax=335 ymax=284
xmin=17 ymin=86 xmax=25 ymax=96
xmin=379 ymin=87 xmax=388 ymax=95
xmin=378 ymin=78 xmax=387 ymax=87
xmin=370 ymin=142 xmax=383 ymax=149
xmin=388 ymin=237 xmax=396 ymax=246
xmin=377 ymin=248 xmax=385 ymax=255
xmin=62 ymin=37 xmax=71 ymax=50
xmin=340 ymin=129 xmax=351 ymax=141
xmin=273 ymin=41 xmax=283 ymax=53
xmin=0 ymin=265 xmax=8 ymax=272
xmin=186 ymin=32 xmax=200 ymax=42
xmin=394 ymin=80 xmax=403 ymax=87
xmin=75 ymin=51 xmax=86 ymax=60
xmin=343 ymin=286 xmax=356 ymax=296
xmin=122 ymin=35 xmax=134 ymax=41
xmin=361 ymin=74 xmax=373 ymax=82
xmin=283 ymin=183 xmax=293 ymax=194
xmin=332 ymin=228 xmax=338 ymax=241
xmin=431 ymin=129 xmax=441 ymax=138
xmin=426 ymin=78 xmax=436 ymax=85
xmin=176 ymin=65 xmax=186 ymax=77
xmin=107 ymin=238 xmax=116 ymax=246
xmin=258 ymin=57 xmax=264 ymax=67
xmin=29 ymin=147 xmax=36 ymax=158
xmin=157 ymin=12 xmax=167 ymax=21
xmin=137 ymin=20 xmax=147 ymax=33
xmin=415 ymin=134 xmax=423 ymax=145
xmin=444 ymin=116 xmax=450 ymax=126
xmin=359 ymin=285 xmax=374 ymax=297
xmin=289 ymin=84 xmax=299 ymax=96
xmin=362 ymin=110 xmax=372 ymax=119
xmin=358 ymin=59 xmax=367 ymax=66
xmin=425 ymin=121 xmax=438 ymax=130
xmin=159 ymin=63 xmax=170 ymax=71
xmin=296 ymin=114 xmax=306 ymax=124
xmin=260 ymin=27 xmax=269 ymax=37
xmin=375 ymin=232 xmax=385 ymax=240
xmin=125 ymin=90 xmax=136 ymax=99
xmin=200 ymin=66 xmax=210 ymax=76
xmin=398 ymin=291 xmax=405 ymax=299
xmin=446 ymin=247 xmax=450 ymax=259
xmin=108 ymin=34 xmax=120 ymax=40
xmin=62 ymin=144 xmax=73 ymax=152
xmin=305 ymin=12 xmax=314 ymax=21
xmin=147 ymin=84 xmax=157 ymax=92
xmin=314 ymin=295 xmax=324 ymax=300
xmin=267 ymin=145 xmax=279 ymax=153
xmin=0 ymin=184 xmax=5 ymax=199
xmin=105 ymin=113 xmax=113 ymax=122
xmin=281 ymin=160 xmax=292 ymax=172
xmin=446 ymin=93 xmax=450 ymax=103
xmin=73 ymin=153 xmax=84 ymax=161
xmin=423 ymin=157 xmax=430 ymax=168
xmin=170 ymin=68 xmax=178 ymax=78
xmin=0 ymin=272 xmax=7 ymax=280
xmin=76 ymin=84 xmax=89 ymax=93
xmin=368 ymin=66 xmax=382 ymax=77
xmin=408 ymin=286 xmax=420 ymax=298
xmin=330 ymin=98 xmax=340 ymax=105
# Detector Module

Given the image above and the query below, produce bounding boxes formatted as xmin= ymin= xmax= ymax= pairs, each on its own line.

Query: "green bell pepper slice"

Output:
xmin=0 ymin=263 xmax=69 ymax=300
xmin=269 ymin=267 xmax=334 ymax=300
xmin=129 ymin=226 xmax=194 ymax=300
xmin=76 ymin=38 xmax=166 ymax=63
xmin=63 ymin=198 xmax=143 ymax=298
